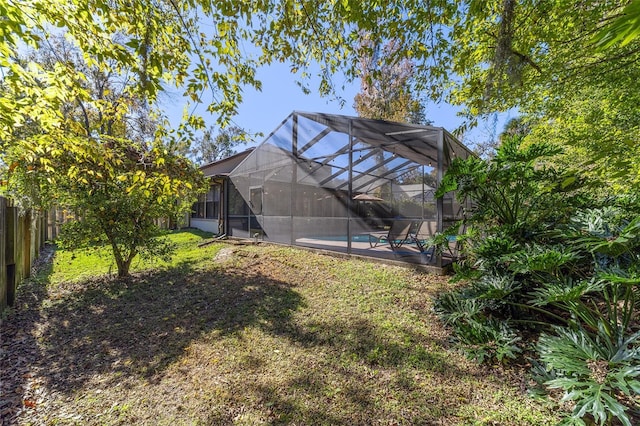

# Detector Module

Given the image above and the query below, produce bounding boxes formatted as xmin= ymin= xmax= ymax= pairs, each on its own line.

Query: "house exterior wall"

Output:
xmin=189 ymin=218 xmax=220 ymax=234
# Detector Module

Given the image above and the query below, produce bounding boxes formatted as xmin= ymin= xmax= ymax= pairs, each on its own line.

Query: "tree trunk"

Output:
xmin=114 ymin=249 xmax=137 ymax=278
xmin=116 ymin=258 xmax=131 ymax=277
xmin=106 ymin=235 xmax=135 ymax=278
xmin=112 ymin=248 xmax=127 ymax=277
xmin=113 ymin=254 xmax=126 ymax=277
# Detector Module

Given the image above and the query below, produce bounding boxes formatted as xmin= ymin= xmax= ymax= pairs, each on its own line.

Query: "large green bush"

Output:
xmin=434 ymin=137 xmax=640 ymax=425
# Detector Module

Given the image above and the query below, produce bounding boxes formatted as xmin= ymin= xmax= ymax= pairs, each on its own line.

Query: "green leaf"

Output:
xmin=561 ymin=176 xmax=576 ymax=189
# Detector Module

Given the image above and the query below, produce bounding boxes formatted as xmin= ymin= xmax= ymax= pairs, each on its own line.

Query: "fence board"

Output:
xmin=0 ymin=197 xmax=6 ymax=312
xmin=0 ymin=197 xmax=46 ymax=314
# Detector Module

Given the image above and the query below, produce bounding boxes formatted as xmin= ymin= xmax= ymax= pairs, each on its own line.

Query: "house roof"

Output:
xmin=200 ymin=148 xmax=254 ymax=178
xmin=202 ymin=112 xmax=473 ymax=191
xmin=295 ymin=111 xmax=474 ymax=166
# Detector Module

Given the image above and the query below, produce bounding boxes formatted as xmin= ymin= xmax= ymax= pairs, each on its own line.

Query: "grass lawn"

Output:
xmin=0 ymin=230 xmax=560 ymax=425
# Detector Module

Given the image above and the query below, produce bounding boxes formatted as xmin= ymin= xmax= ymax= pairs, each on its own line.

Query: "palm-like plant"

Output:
xmin=434 ymin=138 xmax=640 ymax=425
xmin=538 ymin=326 xmax=640 ymax=426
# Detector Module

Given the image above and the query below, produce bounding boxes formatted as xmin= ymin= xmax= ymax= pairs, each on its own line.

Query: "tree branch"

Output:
xmin=76 ymin=99 xmax=92 ymax=138
xmin=510 ymin=48 xmax=542 ymax=73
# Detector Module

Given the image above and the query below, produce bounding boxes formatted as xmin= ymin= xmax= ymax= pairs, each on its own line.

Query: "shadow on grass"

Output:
xmin=200 ymin=313 xmax=478 ymax=425
xmin=202 ymin=306 xmax=478 ymax=424
xmin=1 ymin=244 xmax=536 ymax=425
xmin=1 ymin=253 xmax=304 ymax=414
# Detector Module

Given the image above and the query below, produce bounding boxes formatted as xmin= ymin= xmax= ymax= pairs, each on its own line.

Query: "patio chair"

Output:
xmin=410 ymin=220 xmax=438 ymax=261
xmin=446 ymin=220 xmax=467 ymax=259
xmin=368 ymin=219 xmax=414 ymax=249
xmin=431 ymin=220 xmax=467 ymax=261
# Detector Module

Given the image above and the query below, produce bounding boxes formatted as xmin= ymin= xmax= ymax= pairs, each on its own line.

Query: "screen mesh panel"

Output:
xmin=228 ymin=112 xmax=472 ymax=264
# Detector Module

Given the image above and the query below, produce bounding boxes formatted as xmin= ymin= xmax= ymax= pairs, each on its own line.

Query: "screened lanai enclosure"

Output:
xmin=226 ymin=112 xmax=473 ymax=267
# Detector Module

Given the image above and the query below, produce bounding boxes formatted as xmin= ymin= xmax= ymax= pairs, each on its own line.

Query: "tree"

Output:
xmin=26 ymin=35 xmax=158 ymax=144
xmin=526 ymin=85 xmax=640 ymax=194
xmin=193 ymin=125 xmax=247 ymax=165
xmin=453 ymin=2 xmax=640 ymax=191
xmin=6 ymin=135 xmax=205 ymax=277
xmin=2 ymin=2 xmax=636 ymax=132
xmin=2 ymin=35 xmax=206 ymax=277
xmin=354 ymin=37 xmax=427 ymax=124
xmin=351 ymin=35 xmax=429 ymax=201
xmin=3 ymin=1 xmax=640 ymax=200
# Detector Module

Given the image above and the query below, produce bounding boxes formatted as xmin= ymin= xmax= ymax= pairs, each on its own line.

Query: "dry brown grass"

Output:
xmin=1 ymin=231 xmax=560 ymax=425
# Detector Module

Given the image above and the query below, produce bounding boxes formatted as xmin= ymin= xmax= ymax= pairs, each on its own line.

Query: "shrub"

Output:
xmin=434 ymin=137 xmax=640 ymax=425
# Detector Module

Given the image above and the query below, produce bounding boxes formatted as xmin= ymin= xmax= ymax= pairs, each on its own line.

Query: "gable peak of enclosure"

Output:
xmin=197 ymin=111 xmax=473 ymax=270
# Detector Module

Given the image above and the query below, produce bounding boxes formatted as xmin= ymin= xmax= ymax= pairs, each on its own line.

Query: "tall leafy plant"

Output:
xmin=437 ymin=137 xmax=572 ymax=231
xmin=434 ymin=138 xmax=640 ymax=425
xmin=4 ymin=136 xmax=206 ymax=277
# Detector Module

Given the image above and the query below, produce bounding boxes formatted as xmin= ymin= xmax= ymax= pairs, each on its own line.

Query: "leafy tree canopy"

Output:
xmin=354 ymin=36 xmax=427 ymax=124
xmin=526 ymin=84 xmax=640 ymax=194
xmin=192 ymin=125 xmax=248 ymax=165
xmin=6 ymin=133 xmax=206 ymax=277
xmin=1 ymin=28 xmax=207 ymax=277
xmin=2 ymin=1 xmax=632 ymax=137
xmin=2 ymin=1 xmax=639 ymax=195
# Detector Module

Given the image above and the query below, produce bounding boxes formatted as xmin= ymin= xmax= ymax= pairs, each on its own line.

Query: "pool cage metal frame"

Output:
xmin=226 ymin=111 xmax=473 ymax=267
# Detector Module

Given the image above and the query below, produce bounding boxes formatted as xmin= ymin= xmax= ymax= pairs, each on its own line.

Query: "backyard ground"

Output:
xmin=0 ymin=230 xmax=560 ymax=425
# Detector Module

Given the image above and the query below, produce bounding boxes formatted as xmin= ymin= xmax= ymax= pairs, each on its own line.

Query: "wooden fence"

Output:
xmin=0 ymin=198 xmax=180 ymax=314
xmin=0 ymin=196 xmax=52 ymax=314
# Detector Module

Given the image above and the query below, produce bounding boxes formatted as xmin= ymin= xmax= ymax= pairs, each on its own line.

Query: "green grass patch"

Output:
xmin=3 ymin=237 xmax=562 ymax=425
xmin=49 ymin=229 xmax=218 ymax=284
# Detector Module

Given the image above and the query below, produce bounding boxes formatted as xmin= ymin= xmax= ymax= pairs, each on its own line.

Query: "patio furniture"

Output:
xmin=368 ymin=219 xmax=414 ymax=249
xmin=427 ymin=220 xmax=467 ymax=262
xmin=410 ymin=220 xmax=438 ymax=261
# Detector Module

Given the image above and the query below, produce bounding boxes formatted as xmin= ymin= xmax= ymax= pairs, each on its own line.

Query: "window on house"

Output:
xmin=228 ymin=182 xmax=249 ymax=215
xmin=205 ymin=185 xmax=220 ymax=219
xmin=191 ymin=193 xmax=205 ymax=218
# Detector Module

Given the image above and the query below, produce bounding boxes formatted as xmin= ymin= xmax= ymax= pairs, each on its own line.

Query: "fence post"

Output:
xmin=5 ymin=204 xmax=17 ymax=307
xmin=0 ymin=197 xmax=6 ymax=312
xmin=20 ymin=210 xmax=30 ymax=280
xmin=29 ymin=211 xmax=39 ymax=273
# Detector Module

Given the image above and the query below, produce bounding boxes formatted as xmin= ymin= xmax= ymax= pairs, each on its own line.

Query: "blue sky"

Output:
xmin=161 ymin=60 xmax=512 ymax=151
